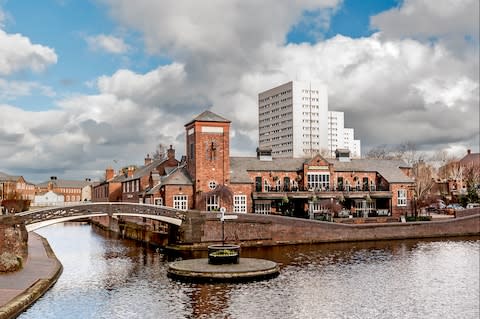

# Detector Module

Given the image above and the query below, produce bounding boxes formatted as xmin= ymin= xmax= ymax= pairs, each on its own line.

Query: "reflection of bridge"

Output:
xmin=16 ymin=202 xmax=186 ymax=231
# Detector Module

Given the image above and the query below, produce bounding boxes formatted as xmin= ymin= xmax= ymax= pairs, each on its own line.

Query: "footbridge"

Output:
xmin=16 ymin=202 xmax=187 ymax=231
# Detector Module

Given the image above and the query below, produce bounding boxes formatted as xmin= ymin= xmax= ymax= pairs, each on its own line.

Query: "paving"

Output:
xmin=0 ymin=233 xmax=62 ymax=318
xmin=168 ymin=258 xmax=280 ymax=282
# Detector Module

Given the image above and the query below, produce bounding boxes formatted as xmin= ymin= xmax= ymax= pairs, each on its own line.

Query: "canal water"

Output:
xmin=20 ymin=223 xmax=479 ymax=319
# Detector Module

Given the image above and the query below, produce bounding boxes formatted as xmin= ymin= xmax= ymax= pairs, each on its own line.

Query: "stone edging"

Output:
xmin=0 ymin=235 xmax=63 ymax=319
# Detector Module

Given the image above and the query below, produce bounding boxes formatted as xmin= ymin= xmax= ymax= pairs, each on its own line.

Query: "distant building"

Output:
xmin=258 ymin=80 xmax=361 ymax=158
xmin=258 ymin=80 xmax=329 ymax=157
xmin=35 ymin=177 xmax=92 ymax=204
xmin=327 ymin=111 xmax=361 ymax=158
xmin=34 ymin=190 xmax=64 ymax=207
xmin=0 ymin=172 xmax=36 ymax=201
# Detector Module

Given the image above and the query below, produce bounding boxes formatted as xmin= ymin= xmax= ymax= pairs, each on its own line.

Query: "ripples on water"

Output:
xmin=20 ymin=223 xmax=479 ymax=319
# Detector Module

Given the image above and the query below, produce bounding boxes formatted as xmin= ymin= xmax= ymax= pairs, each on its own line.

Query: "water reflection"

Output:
xmin=20 ymin=223 xmax=479 ymax=319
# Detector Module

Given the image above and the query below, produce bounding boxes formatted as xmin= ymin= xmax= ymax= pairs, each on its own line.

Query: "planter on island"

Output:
xmin=208 ymin=244 xmax=240 ymax=265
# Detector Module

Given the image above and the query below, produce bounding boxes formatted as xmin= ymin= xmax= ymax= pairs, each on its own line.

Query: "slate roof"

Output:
xmin=161 ymin=166 xmax=193 ymax=185
xmin=145 ymin=166 xmax=193 ymax=195
xmin=330 ymin=159 xmax=413 ymax=183
xmin=459 ymin=152 xmax=480 ymax=166
xmin=117 ymin=158 xmax=169 ymax=182
xmin=37 ymin=179 xmax=92 ymax=188
xmin=0 ymin=172 xmax=31 ymax=184
xmin=229 ymin=157 xmax=413 ymax=184
xmin=184 ymin=110 xmax=230 ymax=126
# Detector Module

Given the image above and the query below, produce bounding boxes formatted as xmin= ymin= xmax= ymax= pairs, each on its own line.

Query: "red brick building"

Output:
xmin=143 ymin=110 xmax=415 ymax=218
xmin=0 ymin=172 xmax=36 ymax=202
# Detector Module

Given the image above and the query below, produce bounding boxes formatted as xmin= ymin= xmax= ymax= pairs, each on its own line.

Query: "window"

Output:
xmin=255 ymin=202 xmax=271 ymax=214
xmin=337 ymin=177 xmax=344 ymax=191
xmin=397 ymin=189 xmax=407 ymax=206
xmin=307 ymin=173 xmax=330 ymax=190
xmin=173 ymin=195 xmax=188 ymax=210
xmin=208 ymin=180 xmax=217 ymax=190
xmin=154 ymin=198 xmax=163 ymax=206
xmin=255 ymin=177 xmax=262 ymax=192
xmin=234 ymin=195 xmax=247 ymax=213
xmin=263 ymin=179 xmax=270 ymax=192
xmin=206 ymin=195 xmax=219 ymax=211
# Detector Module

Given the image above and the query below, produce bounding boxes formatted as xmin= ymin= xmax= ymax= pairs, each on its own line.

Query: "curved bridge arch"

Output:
xmin=17 ymin=202 xmax=186 ymax=232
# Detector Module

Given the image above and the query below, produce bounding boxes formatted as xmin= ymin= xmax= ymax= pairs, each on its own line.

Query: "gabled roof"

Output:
xmin=185 ymin=110 xmax=230 ymax=126
xmin=0 ymin=172 xmax=31 ymax=184
xmin=459 ymin=152 xmax=480 ymax=166
xmin=118 ymin=158 xmax=170 ymax=182
xmin=144 ymin=166 xmax=193 ymax=195
xmin=161 ymin=166 xmax=193 ymax=185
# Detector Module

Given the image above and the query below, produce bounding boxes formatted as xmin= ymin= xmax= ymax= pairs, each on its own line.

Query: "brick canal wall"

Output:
xmin=90 ymin=216 xmax=170 ymax=247
xmin=0 ymin=216 xmax=28 ymax=272
xmin=177 ymin=210 xmax=480 ymax=247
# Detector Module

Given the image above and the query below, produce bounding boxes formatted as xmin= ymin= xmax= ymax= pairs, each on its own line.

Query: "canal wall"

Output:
xmin=176 ymin=209 xmax=480 ymax=248
xmin=90 ymin=216 xmax=170 ymax=247
xmin=0 ymin=233 xmax=62 ymax=319
xmin=0 ymin=216 xmax=28 ymax=272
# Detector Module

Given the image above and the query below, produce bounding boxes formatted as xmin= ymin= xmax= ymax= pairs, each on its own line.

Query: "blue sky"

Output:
xmin=3 ymin=0 xmax=399 ymax=111
xmin=0 ymin=0 xmax=478 ymax=182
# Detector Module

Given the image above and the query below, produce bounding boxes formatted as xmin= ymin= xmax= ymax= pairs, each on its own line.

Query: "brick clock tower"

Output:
xmin=185 ymin=110 xmax=231 ymax=209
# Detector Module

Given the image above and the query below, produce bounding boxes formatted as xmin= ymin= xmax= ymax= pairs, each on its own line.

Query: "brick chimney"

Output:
xmin=105 ymin=167 xmax=114 ymax=180
xmin=127 ymin=166 xmax=135 ymax=177
xmin=167 ymin=145 xmax=175 ymax=160
xmin=145 ymin=154 xmax=152 ymax=165
xmin=467 ymin=149 xmax=471 ymax=155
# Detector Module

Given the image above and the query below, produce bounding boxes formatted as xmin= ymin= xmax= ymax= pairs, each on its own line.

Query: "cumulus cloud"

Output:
xmin=85 ymin=34 xmax=129 ymax=54
xmin=0 ymin=29 xmax=57 ymax=75
xmin=0 ymin=79 xmax=55 ymax=100
xmin=1 ymin=0 xmax=478 ymax=182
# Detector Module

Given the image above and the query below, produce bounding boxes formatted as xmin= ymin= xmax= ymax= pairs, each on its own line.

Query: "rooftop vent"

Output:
xmin=257 ymin=147 xmax=272 ymax=161
xmin=335 ymin=148 xmax=351 ymax=162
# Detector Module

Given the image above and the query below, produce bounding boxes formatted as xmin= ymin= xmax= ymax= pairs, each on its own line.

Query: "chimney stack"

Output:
xmin=145 ymin=154 xmax=152 ymax=165
xmin=105 ymin=167 xmax=114 ymax=180
xmin=467 ymin=149 xmax=471 ymax=155
xmin=127 ymin=166 xmax=135 ymax=177
xmin=167 ymin=145 xmax=175 ymax=160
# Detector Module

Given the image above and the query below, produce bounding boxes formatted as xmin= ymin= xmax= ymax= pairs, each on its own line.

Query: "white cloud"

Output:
xmin=370 ymin=0 xmax=479 ymax=56
xmin=371 ymin=0 xmax=479 ymax=39
xmin=0 ymin=79 xmax=55 ymax=100
xmin=85 ymin=34 xmax=129 ymax=54
xmin=0 ymin=29 xmax=57 ymax=75
xmin=1 ymin=0 xmax=478 ymax=182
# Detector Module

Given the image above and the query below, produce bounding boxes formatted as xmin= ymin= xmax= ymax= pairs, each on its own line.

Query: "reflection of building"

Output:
xmin=0 ymin=172 xmax=36 ymax=201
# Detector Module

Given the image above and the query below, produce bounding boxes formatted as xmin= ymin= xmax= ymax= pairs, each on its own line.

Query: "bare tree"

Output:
xmin=365 ymin=144 xmax=393 ymax=159
xmin=393 ymin=141 xmax=424 ymax=166
xmin=412 ymin=161 xmax=436 ymax=205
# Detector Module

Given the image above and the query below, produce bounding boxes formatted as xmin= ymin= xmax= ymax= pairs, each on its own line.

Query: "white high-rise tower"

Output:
xmin=258 ymin=81 xmax=329 ymax=158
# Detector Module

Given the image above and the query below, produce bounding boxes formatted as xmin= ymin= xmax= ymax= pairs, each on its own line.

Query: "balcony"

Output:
xmin=252 ymin=184 xmax=392 ymax=200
